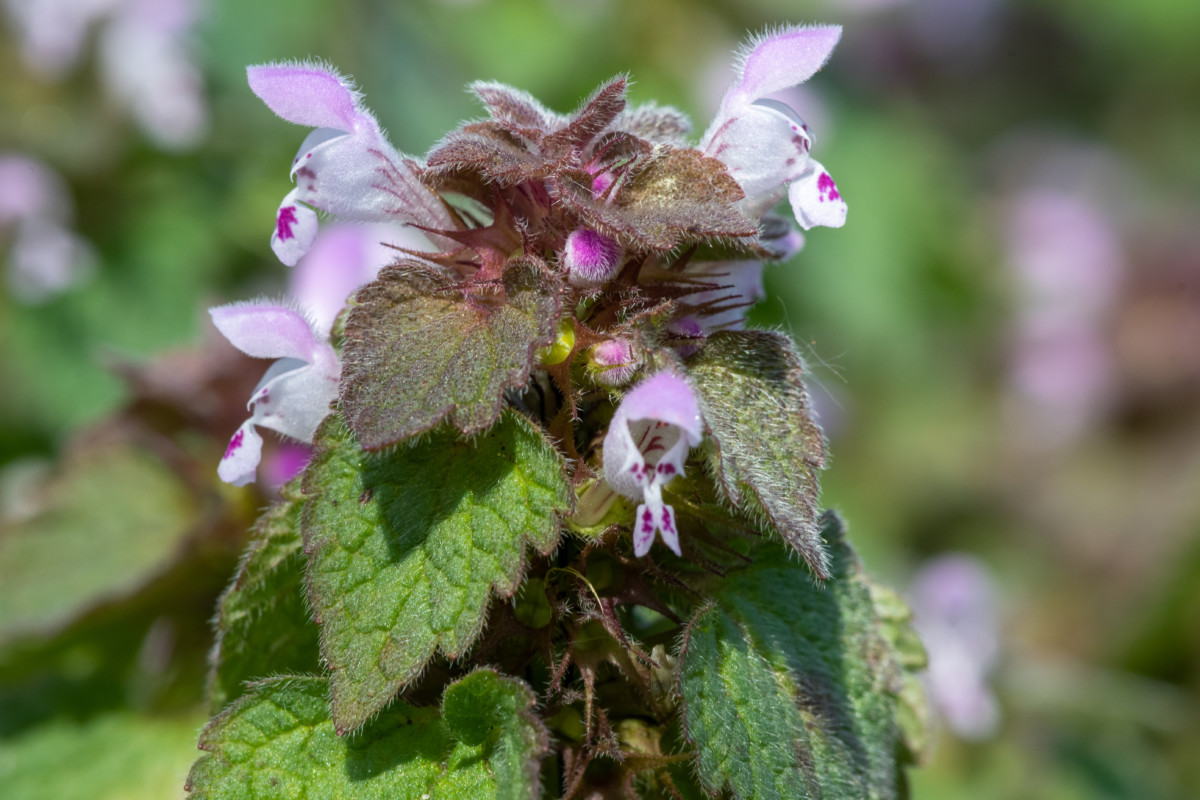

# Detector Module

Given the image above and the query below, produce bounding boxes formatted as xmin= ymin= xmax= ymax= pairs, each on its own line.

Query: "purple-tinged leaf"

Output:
xmin=469 ymin=81 xmax=563 ymax=132
xmin=552 ymin=148 xmax=758 ymax=252
xmin=340 ymin=259 xmax=563 ymax=449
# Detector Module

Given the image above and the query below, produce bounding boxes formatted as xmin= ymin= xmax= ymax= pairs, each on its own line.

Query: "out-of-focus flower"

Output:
xmin=602 ymin=372 xmax=704 ymax=557
xmin=247 ymin=62 xmax=455 ymax=266
xmin=2 ymin=0 xmax=119 ymax=78
xmin=209 ymin=302 xmax=339 ymax=487
xmin=0 ymin=154 xmax=94 ymax=303
xmin=260 ymin=441 xmax=313 ymax=491
xmin=701 ymin=25 xmax=848 ymax=230
xmin=909 ymin=554 xmax=1001 ymax=740
xmin=2 ymin=0 xmax=208 ymax=149
xmin=679 ymin=215 xmax=803 ymax=332
xmin=1000 ymin=175 xmax=1125 ymax=447
xmin=288 ymin=221 xmax=433 ymax=337
xmin=97 ymin=0 xmax=208 ymax=149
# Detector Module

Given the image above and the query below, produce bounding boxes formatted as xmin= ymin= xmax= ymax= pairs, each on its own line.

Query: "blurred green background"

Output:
xmin=1 ymin=0 xmax=1198 ymax=798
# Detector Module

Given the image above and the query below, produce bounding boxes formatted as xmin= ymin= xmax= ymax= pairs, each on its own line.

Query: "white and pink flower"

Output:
xmin=209 ymin=301 xmax=340 ymax=487
xmin=246 ymin=62 xmax=455 ymax=266
xmin=702 ymin=25 xmax=848 ymax=231
xmin=602 ymin=372 xmax=704 ymax=557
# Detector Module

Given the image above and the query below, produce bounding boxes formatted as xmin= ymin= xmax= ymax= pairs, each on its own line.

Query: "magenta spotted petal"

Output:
xmin=210 ymin=300 xmax=340 ymax=486
xmin=247 ymin=61 xmax=454 ymax=265
xmin=271 ymin=188 xmax=319 ymax=266
xmin=702 ymin=26 xmax=847 ymax=230
xmin=602 ymin=372 xmax=703 ymax=557
xmin=218 ymin=420 xmax=264 ymax=487
xmin=788 ymin=160 xmax=847 ymax=230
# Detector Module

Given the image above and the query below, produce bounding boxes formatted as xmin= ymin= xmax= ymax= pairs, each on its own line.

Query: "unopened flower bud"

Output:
xmin=564 ymin=228 xmax=622 ymax=288
xmin=538 ymin=318 xmax=576 ymax=365
xmin=588 ymin=339 xmax=639 ymax=386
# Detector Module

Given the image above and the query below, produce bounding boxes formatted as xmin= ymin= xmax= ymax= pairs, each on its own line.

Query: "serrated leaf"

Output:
xmin=0 ymin=711 xmax=203 ymax=800
xmin=551 ymin=147 xmax=759 ymax=251
xmin=542 ymin=75 xmax=627 ymax=152
xmin=686 ymin=330 xmax=829 ymax=578
xmin=613 ymin=102 xmax=693 ymax=145
xmin=207 ymin=482 xmax=321 ymax=712
xmin=677 ymin=512 xmax=907 ymax=800
xmin=426 ymin=123 xmax=549 ymax=184
xmin=442 ymin=669 xmax=549 ymax=799
xmin=187 ymin=675 xmax=546 ymax=800
xmin=301 ymin=411 xmax=571 ymax=731
xmin=0 ymin=443 xmax=196 ymax=645
xmin=469 ymin=81 xmax=562 ymax=132
xmin=340 ymin=260 xmax=563 ymax=450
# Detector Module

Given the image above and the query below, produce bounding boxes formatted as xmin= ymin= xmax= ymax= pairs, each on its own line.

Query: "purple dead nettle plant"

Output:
xmin=191 ymin=24 xmax=927 ymax=800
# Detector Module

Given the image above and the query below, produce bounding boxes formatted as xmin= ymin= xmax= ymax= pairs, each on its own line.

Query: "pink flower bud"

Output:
xmin=589 ymin=339 xmax=639 ymax=386
xmin=564 ymin=228 xmax=623 ymax=288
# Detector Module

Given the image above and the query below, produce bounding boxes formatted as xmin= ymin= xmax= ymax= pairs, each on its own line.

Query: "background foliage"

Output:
xmin=1 ymin=0 xmax=1198 ymax=798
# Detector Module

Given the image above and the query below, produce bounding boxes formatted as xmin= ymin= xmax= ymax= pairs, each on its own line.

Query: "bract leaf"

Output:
xmin=301 ymin=412 xmax=570 ymax=732
xmin=340 ymin=259 xmax=563 ymax=450
xmin=207 ymin=481 xmax=322 ymax=712
xmin=551 ymin=147 xmax=759 ymax=251
xmin=686 ymin=330 xmax=829 ymax=578
xmin=677 ymin=513 xmax=909 ymax=800
xmin=187 ymin=675 xmax=546 ymax=800
xmin=426 ymin=123 xmax=550 ymax=185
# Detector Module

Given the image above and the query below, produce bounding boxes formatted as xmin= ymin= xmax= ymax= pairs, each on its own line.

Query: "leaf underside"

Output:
xmin=301 ymin=411 xmax=571 ymax=732
xmin=186 ymin=674 xmax=545 ymax=800
xmin=687 ymin=330 xmax=829 ymax=578
xmin=678 ymin=512 xmax=904 ymax=800
xmin=340 ymin=259 xmax=563 ymax=450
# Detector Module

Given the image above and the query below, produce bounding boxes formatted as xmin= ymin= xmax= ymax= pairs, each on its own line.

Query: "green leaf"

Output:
xmin=207 ymin=481 xmax=322 ymax=712
xmin=686 ymin=330 xmax=829 ymax=578
xmin=677 ymin=512 xmax=907 ymax=800
xmin=442 ymin=669 xmax=549 ymax=799
xmin=0 ymin=443 xmax=196 ymax=645
xmin=302 ymin=411 xmax=570 ymax=731
xmin=187 ymin=676 xmax=546 ymax=800
xmin=340 ymin=259 xmax=562 ymax=450
xmin=869 ymin=583 xmax=932 ymax=766
xmin=0 ymin=711 xmax=204 ymax=800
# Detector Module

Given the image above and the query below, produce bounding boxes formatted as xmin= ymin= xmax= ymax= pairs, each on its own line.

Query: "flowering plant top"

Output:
xmin=191 ymin=23 xmax=926 ymax=800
